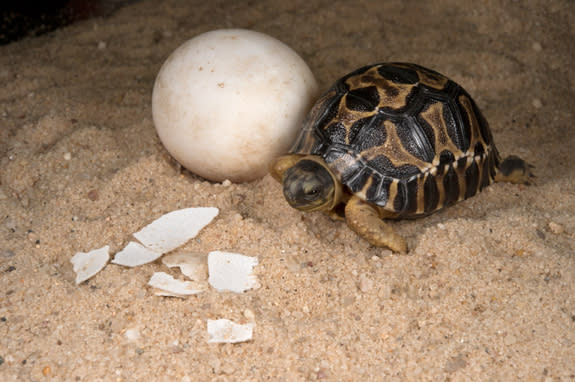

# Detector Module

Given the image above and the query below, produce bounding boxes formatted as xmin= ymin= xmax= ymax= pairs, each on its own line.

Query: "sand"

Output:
xmin=1 ymin=0 xmax=574 ymax=380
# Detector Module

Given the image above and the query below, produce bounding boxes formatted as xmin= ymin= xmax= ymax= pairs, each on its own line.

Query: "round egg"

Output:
xmin=152 ymin=29 xmax=319 ymax=182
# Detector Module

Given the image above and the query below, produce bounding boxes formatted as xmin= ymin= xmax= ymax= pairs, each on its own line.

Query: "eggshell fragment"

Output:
xmin=162 ymin=252 xmax=207 ymax=281
xmin=147 ymin=272 xmax=206 ymax=297
xmin=208 ymin=251 xmax=259 ymax=293
xmin=207 ymin=319 xmax=254 ymax=344
xmin=71 ymin=245 xmax=110 ymax=284
xmin=111 ymin=241 xmax=162 ymax=267
xmin=133 ymin=207 xmax=218 ymax=253
xmin=152 ymin=28 xmax=319 ymax=182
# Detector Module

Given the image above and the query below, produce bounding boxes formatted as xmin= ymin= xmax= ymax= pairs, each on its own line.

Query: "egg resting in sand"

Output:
xmin=152 ymin=29 xmax=318 ymax=182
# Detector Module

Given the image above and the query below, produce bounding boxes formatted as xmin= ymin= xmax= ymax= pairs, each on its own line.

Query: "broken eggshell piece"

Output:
xmin=207 ymin=319 xmax=254 ymax=344
xmin=71 ymin=245 xmax=110 ymax=284
xmin=111 ymin=241 xmax=163 ymax=267
xmin=147 ymin=271 xmax=206 ymax=297
xmin=133 ymin=207 xmax=218 ymax=253
xmin=162 ymin=252 xmax=207 ymax=281
xmin=208 ymin=251 xmax=259 ymax=293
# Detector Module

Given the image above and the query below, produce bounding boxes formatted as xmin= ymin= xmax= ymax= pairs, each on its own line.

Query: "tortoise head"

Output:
xmin=282 ymin=158 xmax=338 ymax=212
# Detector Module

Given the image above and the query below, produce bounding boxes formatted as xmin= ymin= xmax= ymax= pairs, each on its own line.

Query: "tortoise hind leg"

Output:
xmin=494 ymin=155 xmax=535 ymax=185
xmin=344 ymin=195 xmax=407 ymax=253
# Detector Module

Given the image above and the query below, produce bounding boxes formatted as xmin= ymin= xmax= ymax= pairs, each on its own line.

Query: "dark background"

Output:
xmin=0 ymin=0 xmax=136 ymax=44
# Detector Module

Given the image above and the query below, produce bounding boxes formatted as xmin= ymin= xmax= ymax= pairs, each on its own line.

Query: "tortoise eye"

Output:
xmin=305 ymin=187 xmax=320 ymax=199
xmin=307 ymin=188 xmax=319 ymax=195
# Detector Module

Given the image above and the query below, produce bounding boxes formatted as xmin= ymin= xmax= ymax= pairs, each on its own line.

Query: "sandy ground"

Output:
xmin=1 ymin=0 xmax=574 ymax=380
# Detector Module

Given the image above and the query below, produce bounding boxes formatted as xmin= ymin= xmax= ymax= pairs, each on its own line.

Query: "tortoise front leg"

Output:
xmin=344 ymin=195 xmax=408 ymax=253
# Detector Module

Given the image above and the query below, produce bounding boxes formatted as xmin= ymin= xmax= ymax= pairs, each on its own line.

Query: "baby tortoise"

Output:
xmin=271 ymin=63 xmax=533 ymax=252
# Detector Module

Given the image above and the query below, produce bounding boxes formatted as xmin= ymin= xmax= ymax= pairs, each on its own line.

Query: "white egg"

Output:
xmin=152 ymin=29 xmax=318 ymax=182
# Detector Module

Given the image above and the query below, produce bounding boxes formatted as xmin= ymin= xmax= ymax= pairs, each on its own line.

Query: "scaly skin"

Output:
xmin=344 ymin=195 xmax=408 ymax=253
xmin=495 ymin=155 xmax=535 ymax=185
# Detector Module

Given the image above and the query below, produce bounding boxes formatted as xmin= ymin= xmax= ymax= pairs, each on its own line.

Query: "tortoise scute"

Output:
xmin=377 ymin=64 xmax=419 ymax=84
xmin=395 ymin=119 xmax=436 ymax=163
xmin=423 ymin=174 xmax=440 ymax=212
xmin=442 ymin=166 xmax=460 ymax=207
xmin=346 ymin=86 xmax=380 ymax=111
xmin=350 ymin=116 xmax=387 ymax=152
xmin=315 ymin=96 xmax=341 ymax=132
xmin=464 ymin=160 xmax=480 ymax=199
xmin=367 ymin=156 xmax=420 ymax=179
xmin=325 ymin=122 xmax=348 ymax=145
xmin=474 ymin=141 xmax=485 ymax=157
xmin=438 ymin=150 xmax=455 ymax=169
